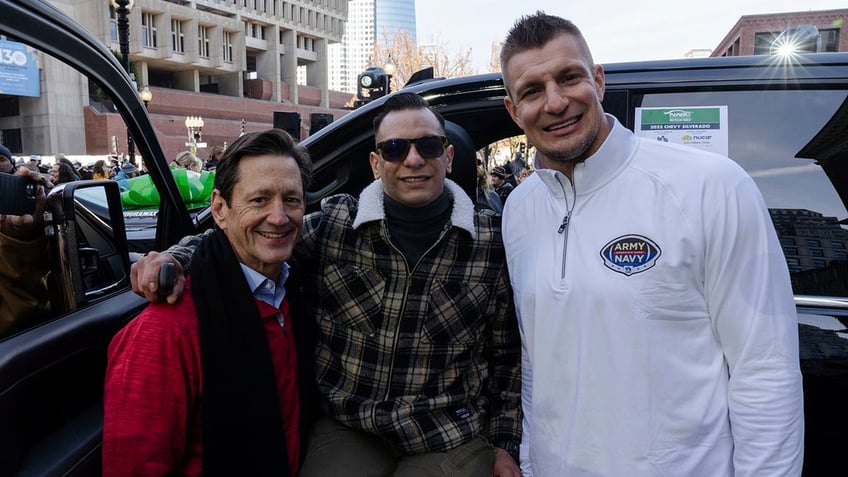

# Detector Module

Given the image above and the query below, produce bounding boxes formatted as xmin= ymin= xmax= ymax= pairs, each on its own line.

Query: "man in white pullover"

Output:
xmin=499 ymin=11 xmax=804 ymax=477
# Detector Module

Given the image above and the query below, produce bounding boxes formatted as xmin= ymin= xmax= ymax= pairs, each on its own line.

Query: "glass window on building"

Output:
xmin=222 ymin=31 xmax=233 ymax=62
xmin=171 ymin=19 xmax=185 ymax=54
xmin=821 ymin=28 xmax=840 ymax=52
xmin=109 ymin=7 xmax=118 ymax=42
xmin=142 ymin=13 xmax=157 ymax=48
xmin=198 ymin=26 xmax=210 ymax=58
xmin=753 ymin=31 xmax=780 ymax=55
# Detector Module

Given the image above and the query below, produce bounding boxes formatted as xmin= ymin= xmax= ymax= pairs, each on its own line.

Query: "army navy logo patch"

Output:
xmin=600 ymin=235 xmax=662 ymax=276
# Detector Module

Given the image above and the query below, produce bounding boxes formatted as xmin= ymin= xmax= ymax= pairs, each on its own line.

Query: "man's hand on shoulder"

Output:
xmin=131 ymin=251 xmax=185 ymax=304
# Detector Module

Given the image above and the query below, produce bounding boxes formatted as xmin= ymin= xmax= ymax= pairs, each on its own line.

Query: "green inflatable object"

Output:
xmin=121 ymin=168 xmax=215 ymax=209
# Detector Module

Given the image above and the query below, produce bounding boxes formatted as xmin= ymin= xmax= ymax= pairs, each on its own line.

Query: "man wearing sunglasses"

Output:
xmin=130 ymin=92 xmax=522 ymax=477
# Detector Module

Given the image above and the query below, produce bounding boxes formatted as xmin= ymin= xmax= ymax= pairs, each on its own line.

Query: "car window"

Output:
xmin=637 ymin=89 xmax=848 ymax=299
xmin=0 ymin=45 xmax=132 ymax=339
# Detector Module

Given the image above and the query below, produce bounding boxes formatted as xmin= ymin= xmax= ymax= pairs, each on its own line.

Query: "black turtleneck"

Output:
xmin=383 ymin=190 xmax=452 ymax=268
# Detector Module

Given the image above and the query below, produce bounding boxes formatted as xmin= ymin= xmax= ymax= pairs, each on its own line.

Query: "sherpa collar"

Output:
xmin=352 ymin=178 xmax=477 ymax=239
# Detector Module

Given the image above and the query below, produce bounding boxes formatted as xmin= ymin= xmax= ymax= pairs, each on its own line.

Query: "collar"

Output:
xmin=240 ymin=262 xmax=290 ymax=309
xmin=352 ymin=178 xmax=477 ymax=238
xmin=532 ymin=114 xmax=639 ymax=199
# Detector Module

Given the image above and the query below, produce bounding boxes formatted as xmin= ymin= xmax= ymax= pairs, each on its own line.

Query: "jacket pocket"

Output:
xmin=422 ymin=280 xmax=489 ymax=346
xmin=319 ymin=263 xmax=385 ymax=337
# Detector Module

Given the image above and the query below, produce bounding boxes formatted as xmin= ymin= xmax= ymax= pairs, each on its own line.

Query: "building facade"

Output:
xmin=329 ymin=0 xmax=415 ymax=93
xmin=713 ymin=8 xmax=848 ymax=57
xmin=0 ymin=0 xmax=354 ymax=161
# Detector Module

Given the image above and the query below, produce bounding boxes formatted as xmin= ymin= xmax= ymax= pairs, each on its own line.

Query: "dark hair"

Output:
xmin=215 ymin=128 xmax=312 ymax=204
xmin=54 ymin=162 xmax=77 ymax=184
xmin=93 ymin=159 xmax=107 ymax=175
xmin=57 ymin=156 xmax=77 ymax=171
xmin=500 ymin=11 xmax=594 ymax=93
xmin=372 ymin=92 xmax=446 ymax=139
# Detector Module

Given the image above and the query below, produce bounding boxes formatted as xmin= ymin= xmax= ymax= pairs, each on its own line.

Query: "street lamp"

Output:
xmin=185 ymin=116 xmax=205 ymax=155
xmin=111 ymin=0 xmax=135 ymax=163
xmin=140 ymin=85 xmax=152 ymax=109
xmin=383 ymin=55 xmax=396 ymax=92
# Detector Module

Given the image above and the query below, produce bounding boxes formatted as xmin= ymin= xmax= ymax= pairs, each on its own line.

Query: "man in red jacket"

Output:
xmin=103 ymin=129 xmax=317 ymax=476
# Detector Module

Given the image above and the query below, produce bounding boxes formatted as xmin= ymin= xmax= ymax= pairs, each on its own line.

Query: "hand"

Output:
xmin=0 ymin=168 xmax=53 ymax=241
xmin=492 ymin=447 xmax=521 ymax=477
xmin=130 ymin=251 xmax=185 ymax=304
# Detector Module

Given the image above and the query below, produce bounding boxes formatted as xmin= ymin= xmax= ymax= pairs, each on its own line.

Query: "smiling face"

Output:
xmin=369 ymin=107 xmax=454 ymax=207
xmin=503 ymin=33 xmax=611 ymax=176
xmin=211 ymin=154 xmax=304 ymax=279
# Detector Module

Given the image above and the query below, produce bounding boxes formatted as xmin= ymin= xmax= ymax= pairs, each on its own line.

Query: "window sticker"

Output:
xmin=635 ymin=106 xmax=728 ymax=156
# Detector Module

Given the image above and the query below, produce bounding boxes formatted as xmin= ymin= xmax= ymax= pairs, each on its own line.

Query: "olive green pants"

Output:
xmin=298 ymin=416 xmax=495 ymax=477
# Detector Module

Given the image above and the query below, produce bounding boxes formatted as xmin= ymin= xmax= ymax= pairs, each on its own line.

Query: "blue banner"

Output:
xmin=0 ymin=39 xmax=40 ymax=97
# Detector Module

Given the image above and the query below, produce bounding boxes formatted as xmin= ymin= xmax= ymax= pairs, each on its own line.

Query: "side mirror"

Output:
xmin=44 ymin=180 xmax=130 ymax=313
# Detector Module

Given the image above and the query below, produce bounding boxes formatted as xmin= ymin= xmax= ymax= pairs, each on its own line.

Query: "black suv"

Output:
xmin=1 ymin=1 xmax=847 ymax=475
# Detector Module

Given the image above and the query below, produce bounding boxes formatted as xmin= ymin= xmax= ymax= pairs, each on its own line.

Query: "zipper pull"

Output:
xmin=557 ymin=214 xmax=570 ymax=234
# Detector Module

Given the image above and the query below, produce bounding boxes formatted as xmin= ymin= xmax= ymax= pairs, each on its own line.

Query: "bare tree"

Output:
xmin=373 ymin=29 xmax=475 ymax=91
xmin=488 ymin=41 xmax=502 ymax=73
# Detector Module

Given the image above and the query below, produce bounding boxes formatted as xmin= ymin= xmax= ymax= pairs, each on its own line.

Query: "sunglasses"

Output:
xmin=376 ymin=135 xmax=448 ymax=162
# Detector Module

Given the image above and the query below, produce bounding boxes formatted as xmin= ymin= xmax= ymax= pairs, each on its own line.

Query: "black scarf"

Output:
xmin=191 ymin=229 xmax=290 ymax=476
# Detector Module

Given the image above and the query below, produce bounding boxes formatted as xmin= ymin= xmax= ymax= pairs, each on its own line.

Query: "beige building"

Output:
xmin=75 ymin=0 xmax=350 ymax=107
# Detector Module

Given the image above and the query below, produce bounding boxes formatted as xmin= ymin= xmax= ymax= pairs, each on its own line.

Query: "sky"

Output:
xmin=415 ymin=0 xmax=848 ymax=73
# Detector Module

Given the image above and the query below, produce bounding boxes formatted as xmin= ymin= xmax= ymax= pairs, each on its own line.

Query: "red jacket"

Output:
xmin=103 ymin=277 xmax=301 ymax=476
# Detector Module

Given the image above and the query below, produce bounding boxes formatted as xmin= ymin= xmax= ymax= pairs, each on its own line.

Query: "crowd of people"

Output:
xmin=2 ymin=10 xmax=804 ymax=477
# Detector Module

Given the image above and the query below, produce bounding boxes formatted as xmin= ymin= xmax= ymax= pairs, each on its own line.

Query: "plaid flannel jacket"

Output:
xmin=170 ymin=179 xmax=521 ymax=455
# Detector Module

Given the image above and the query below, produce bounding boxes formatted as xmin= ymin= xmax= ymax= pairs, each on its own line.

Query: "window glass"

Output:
xmin=0 ymin=45 xmax=131 ymax=339
xmin=640 ymin=90 xmax=848 ymax=298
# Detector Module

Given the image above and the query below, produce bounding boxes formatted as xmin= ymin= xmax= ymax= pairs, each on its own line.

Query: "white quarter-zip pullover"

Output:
xmin=504 ymin=115 xmax=803 ymax=477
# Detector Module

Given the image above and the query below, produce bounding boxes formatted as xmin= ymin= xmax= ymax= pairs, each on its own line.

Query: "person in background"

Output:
xmin=113 ymin=162 xmax=137 ymax=191
xmin=24 ymin=156 xmax=43 ymax=173
xmin=51 ymin=162 xmax=78 ymax=185
xmin=54 ymin=154 xmax=81 ymax=181
xmin=0 ymin=145 xmax=15 ymax=174
xmin=92 ymin=160 xmax=110 ymax=180
xmin=205 ymin=145 xmax=224 ymax=171
xmin=103 ymin=129 xmax=317 ymax=476
xmin=499 ymin=11 xmax=803 ymax=476
xmin=476 ymin=162 xmax=503 ymax=213
xmin=76 ymin=161 xmax=93 ymax=180
xmin=129 ymin=92 xmax=523 ymax=477
xmin=110 ymin=157 xmax=121 ymax=177
xmin=490 ymin=166 xmax=514 ymax=205
xmin=0 ymin=167 xmax=53 ymax=336
xmin=515 ymin=164 xmax=532 ymax=184
xmin=175 ymin=151 xmax=203 ymax=173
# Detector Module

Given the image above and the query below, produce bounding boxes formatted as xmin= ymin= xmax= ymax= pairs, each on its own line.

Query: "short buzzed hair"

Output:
xmin=500 ymin=11 xmax=594 ymax=94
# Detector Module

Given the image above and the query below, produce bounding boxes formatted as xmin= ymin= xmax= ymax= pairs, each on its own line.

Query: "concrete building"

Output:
xmin=713 ymin=8 xmax=848 ymax=57
xmin=0 ymin=0 xmax=355 ymax=162
xmin=330 ymin=0 xmax=415 ymax=93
